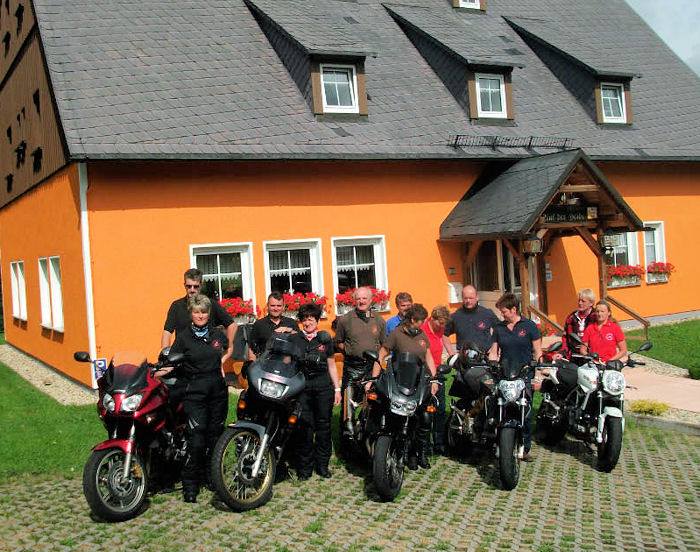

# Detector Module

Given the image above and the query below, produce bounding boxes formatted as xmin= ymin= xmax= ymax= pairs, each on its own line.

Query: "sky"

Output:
xmin=626 ymin=0 xmax=700 ymax=75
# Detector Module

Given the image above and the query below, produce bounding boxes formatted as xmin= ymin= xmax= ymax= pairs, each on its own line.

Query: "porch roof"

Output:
xmin=439 ymin=149 xmax=644 ymax=241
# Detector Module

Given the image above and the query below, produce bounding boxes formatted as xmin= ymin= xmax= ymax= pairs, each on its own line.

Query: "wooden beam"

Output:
xmin=559 ymin=184 xmax=599 ymax=193
xmin=502 ymin=238 xmax=523 ymax=263
xmin=596 ymin=226 xmax=607 ymax=299
xmin=519 ymin=256 xmax=531 ymax=316
xmin=575 ymin=227 xmax=602 ymax=256
xmin=528 ymin=305 xmax=563 ymax=334
xmin=462 ymin=241 xmax=482 ymax=285
xmin=606 ymin=295 xmax=649 ymax=340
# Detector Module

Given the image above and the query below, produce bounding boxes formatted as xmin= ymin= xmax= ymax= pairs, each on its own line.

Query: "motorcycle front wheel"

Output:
xmin=498 ymin=427 xmax=520 ymax=491
xmin=372 ymin=435 xmax=404 ymax=501
xmin=210 ymin=427 xmax=275 ymax=511
xmin=83 ymin=448 xmax=148 ymax=522
xmin=446 ymin=410 xmax=471 ymax=457
xmin=597 ymin=417 xmax=623 ymax=472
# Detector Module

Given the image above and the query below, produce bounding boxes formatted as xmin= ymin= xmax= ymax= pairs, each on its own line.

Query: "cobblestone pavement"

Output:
xmin=1 ymin=424 xmax=698 ymax=552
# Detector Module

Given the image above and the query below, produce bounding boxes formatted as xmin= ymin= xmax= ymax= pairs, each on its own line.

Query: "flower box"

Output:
xmin=282 ymin=292 xmax=328 ymax=318
xmin=220 ymin=298 xmax=260 ymax=322
xmin=606 ymin=264 xmax=644 ymax=288
xmin=646 ymin=261 xmax=674 ymax=284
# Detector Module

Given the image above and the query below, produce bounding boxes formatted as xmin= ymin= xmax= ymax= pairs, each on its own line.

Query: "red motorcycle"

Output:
xmin=75 ymin=348 xmax=186 ymax=522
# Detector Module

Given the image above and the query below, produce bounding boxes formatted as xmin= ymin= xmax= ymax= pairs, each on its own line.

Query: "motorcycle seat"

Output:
xmin=558 ymin=361 xmax=579 ymax=388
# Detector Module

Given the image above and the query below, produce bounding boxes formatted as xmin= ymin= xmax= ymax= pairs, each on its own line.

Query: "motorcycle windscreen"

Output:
xmin=110 ymin=363 xmax=148 ymax=393
xmin=253 ymin=357 xmax=301 ymax=379
xmin=501 ymin=358 xmax=524 ymax=380
xmin=394 ymin=359 xmax=422 ymax=396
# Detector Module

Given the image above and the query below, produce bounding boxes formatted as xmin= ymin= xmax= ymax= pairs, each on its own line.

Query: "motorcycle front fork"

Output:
xmin=121 ymin=423 xmax=136 ymax=483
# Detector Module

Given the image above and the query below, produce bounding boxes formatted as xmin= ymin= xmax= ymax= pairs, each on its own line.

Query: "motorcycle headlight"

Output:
xmin=260 ymin=379 xmax=286 ymax=399
xmin=121 ymin=393 xmax=143 ymax=412
xmin=602 ymin=370 xmax=626 ymax=395
xmin=390 ymin=399 xmax=417 ymax=416
xmin=498 ymin=379 xmax=525 ymax=403
xmin=102 ymin=393 xmax=115 ymax=412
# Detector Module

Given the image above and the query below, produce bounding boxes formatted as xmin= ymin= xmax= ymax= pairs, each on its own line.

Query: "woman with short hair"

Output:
xmin=488 ymin=292 xmax=542 ymax=461
xmin=421 ymin=305 xmax=451 ymax=455
xmin=169 ymin=294 xmax=229 ymax=503
xmin=290 ymin=303 xmax=341 ymax=479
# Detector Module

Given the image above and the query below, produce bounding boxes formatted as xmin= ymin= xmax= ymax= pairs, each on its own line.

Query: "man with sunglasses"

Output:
xmin=162 ymin=268 xmax=236 ymax=368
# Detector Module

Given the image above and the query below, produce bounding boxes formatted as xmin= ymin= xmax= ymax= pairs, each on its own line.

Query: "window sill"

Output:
xmin=646 ymin=275 xmax=670 ymax=285
xmin=13 ymin=315 xmax=27 ymax=322
xmin=41 ymin=323 xmax=64 ymax=333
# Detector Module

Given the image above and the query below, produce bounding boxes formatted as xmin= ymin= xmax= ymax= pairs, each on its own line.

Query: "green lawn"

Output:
xmin=627 ymin=319 xmax=700 ymax=379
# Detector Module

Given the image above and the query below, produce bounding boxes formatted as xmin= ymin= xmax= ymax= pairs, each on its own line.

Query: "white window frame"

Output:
xmin=10 ymin=260 xmax=27 ymax=321
xmin=643 ymin=221 xmax=667 ymax=284
xmin=607 ymin=231 xmax=640 ymax=288
xmin=38 ymin=258 xmax=52 ymax=328
xmin=189 ymin=242 xmax=256 ymax=307
xmin=263 ymin=239 xmax=324 ymax=298
xmin=331 ymin=235 xmax=389 ymax=314
xmin=320 ymin=63 xmax=360 ymax=114
xmin=459 ymin=0 xmax=481 ymax=8
xmin=49 ymin=257 xmax=64 ymax=332
xmin=37 ymin=256 xmax=63 ymax=331
xmin=600 ymin=83 xmax=627 ymax=124
xmin=475 ymin=73 xmax=508 ymax=119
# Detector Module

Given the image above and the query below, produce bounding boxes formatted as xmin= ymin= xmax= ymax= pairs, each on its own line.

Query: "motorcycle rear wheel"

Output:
xmin=537 ymin=414 xmax=567 ymax=446
xmin=83 ymin=448 xmax=148 ymax=522
xmin=210 ymin=427 xmax=275 ymax=511
xmin=498 ymin=427 xmax=520 ymax=491
xmin=373 ymin=435 xmax=403 ymax=502
xmin=597 ymin=417 xmax=623 ymax=472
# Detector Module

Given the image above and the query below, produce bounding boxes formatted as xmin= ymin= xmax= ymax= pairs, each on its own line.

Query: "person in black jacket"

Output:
xmin=167 ymin=294 xmax=229 ymax=503
xmin=290 ymin=303 xmax=341 ymax=479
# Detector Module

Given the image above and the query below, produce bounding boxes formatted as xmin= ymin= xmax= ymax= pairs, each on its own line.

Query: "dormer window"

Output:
xmin=320 ymin=64 xmax=359 ymax=114
xmin=600 ymin=83 xmax=627 ymax=123
xmin=475 ymin=73 xmax=508 ymax=119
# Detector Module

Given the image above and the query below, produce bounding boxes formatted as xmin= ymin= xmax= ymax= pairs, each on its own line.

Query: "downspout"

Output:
xmin=78 ymin=163 xmax=98 ymax=388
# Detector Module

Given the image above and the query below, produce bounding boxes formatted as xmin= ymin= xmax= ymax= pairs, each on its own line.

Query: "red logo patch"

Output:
xmin=371 ymin=326 xmax=378 ymax=335
xmin=419 ymin=340 xmax=427 ymax=349
xmin=212 ymin=340 xmax=222 ymax=350
xmin=318 ymin=345 xmax=325 ymax=352
xmin=478 ymin=321 xmax=486 ymax=330
xmin=605 ymin=333 xmax=615 ymax=341
xmin=518 ymin=330 xmax=527 ymax=337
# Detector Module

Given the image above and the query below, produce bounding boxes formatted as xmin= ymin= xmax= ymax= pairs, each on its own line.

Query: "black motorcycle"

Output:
xmin=363 ymin=352 xmax=446 ymax=501
xmin=339 ymin=353 xmax=376 ymax=461
xmin=210 ymin=334 xmax=305 ymax=511
xmin=445 ymin=342 xmax=558 ymax=490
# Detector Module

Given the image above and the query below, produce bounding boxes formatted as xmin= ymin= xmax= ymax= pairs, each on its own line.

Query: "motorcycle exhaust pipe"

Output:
xmin=251 ymin=432 xmax=270 ymax=479
xmin=121 ymin=424 xmax=136 ymax=483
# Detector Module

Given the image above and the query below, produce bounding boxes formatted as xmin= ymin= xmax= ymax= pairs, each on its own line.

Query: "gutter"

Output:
xmin=78 ymin=163 xmax=98 ymax=389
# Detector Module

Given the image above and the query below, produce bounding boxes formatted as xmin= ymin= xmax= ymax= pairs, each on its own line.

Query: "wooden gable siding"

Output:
xmin=0 ymin=0 xmax=35 ymax=83
xmin=0 ymin=32 xmax=67 ymax=207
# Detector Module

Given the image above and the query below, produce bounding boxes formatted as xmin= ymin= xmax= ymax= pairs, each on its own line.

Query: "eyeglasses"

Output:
xmin=185 ymin=284 xmax=201 ymax=289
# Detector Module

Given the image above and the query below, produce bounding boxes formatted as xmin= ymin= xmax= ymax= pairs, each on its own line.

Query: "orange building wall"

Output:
xmin=545 ymin=162 xmax=700 ymax=323
xmin=0 ymin=164 xmax=92 ymax=384
xmin=86 ymin=161 xmax=479 ymax=362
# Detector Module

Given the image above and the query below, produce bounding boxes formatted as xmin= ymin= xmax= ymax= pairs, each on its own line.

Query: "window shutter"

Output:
xmin=310 ymin=62 xmax=324 ymax=115
xmin=504 ymin=72 xmax=514 ymax=120
xmin=357 ymin=61 xmax=368 ymax=116
xmin=594 ymin=83 xmax=604 ymax=124
xmin=623 ymin=81 xmax=633 ymax=124
xmin=466 ymin=71 xmax=479 ymax=119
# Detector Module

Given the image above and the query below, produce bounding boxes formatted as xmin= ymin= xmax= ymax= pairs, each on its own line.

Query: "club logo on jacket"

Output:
xmin=318 ymin=344 xmax=326 ymax=352
xmin=371 ymin=326 xmax=378 ymax=335
xmin=518 ymin=329 xmax=526 ymax=337
xmin=477 ymin=321 xmax=486 ymax=330
xmin=419 ymin=340 xmax=427 ymax=349
xmin=605 ymin=333 xmax=615 ymax=341
xmin=212 ymin=339 xmax=222 ymax=351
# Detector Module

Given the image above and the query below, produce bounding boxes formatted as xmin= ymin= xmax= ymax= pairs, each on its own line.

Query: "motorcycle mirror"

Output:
xmin=363 ymin=350 xmax=379 ymax=363
xmin=637 ymin=341 xmax=653 ymax=353
xmin=546 ymin=341 xmax=563 ymax=353
xmin=437 ymin=363 xmax=452 ymax=376
xmin=74 ymin=351 xmax=91 ymax=363
xmin=158 ymin=347 xmax=171 ymax=363
xmin=447 ymin=354 xmax=460 ymax=367
xmin=167 ymin=352 xmax=185 ymax=364
xmin=567 ymin=332 xmax=584 ymax=345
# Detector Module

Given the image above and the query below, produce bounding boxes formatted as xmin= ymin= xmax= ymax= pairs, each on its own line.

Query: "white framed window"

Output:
xmin=600 ymin=83 xmax=627 ymax=123
xmin=263 ymin=239 xmax=323 ymax=296
xmin=475 ymin=73 xmax=507 ymax=119
xmin=605 ymin=232 xmax=640 ymax=288
xmin=9 ymin=260 xmax=27 ymax=321
xmin=37 ymin=256 xmax=63 ymax=331
xmin=190 ymin=242 xmax=255 ymax=303
xmin=643 ymin=221 xmax=667 ymax=283
xmin=320 ymin=64 xmax=359 ymax=114
xmin=331 ymin=236 xmax=389 ymax=309
xmin=458 ymin=0 xmax=481 ymax=8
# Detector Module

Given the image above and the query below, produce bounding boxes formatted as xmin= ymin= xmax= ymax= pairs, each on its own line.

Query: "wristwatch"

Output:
xmin=334 ymin=387 xmax=341 ymax=393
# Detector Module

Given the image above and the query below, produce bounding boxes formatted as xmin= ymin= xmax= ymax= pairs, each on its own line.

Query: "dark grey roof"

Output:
xmin=384 ymin=3 xmax=526 ymax=69
xmin=245 ymin=0 xmax=377 ymax=58
xmin=32 ymin=0 xmax=700 ymax=161
xmin=504 ymin=16 xmax=638 ymax=78
xmin=440 ymin=149 xmax=644 ymax=240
